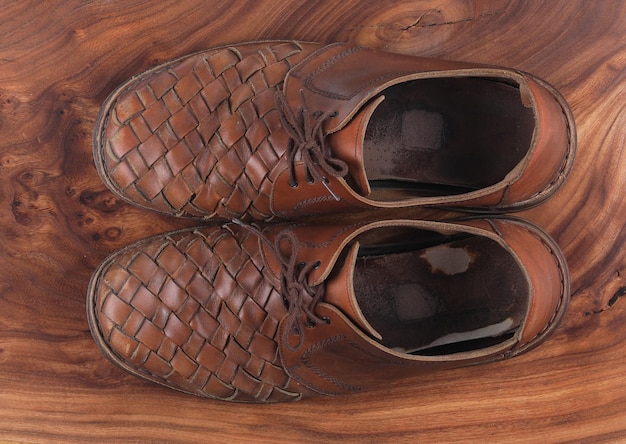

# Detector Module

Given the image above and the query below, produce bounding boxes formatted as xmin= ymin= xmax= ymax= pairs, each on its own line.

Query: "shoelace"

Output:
xmin=233 ymin=220 xmax=329 ymax=352
xmin=275 ymin=90 xmax=348 ymax=200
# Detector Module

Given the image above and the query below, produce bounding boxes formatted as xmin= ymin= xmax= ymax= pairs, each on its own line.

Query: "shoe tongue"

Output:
xmin=328 ymin=96 xmax=385 ymax=197
xmin=324 ymin=241 xmax=383 ymax=340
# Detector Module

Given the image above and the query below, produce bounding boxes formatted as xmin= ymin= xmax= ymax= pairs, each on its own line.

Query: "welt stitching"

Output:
xmin=521 ymin=79 xmax=574 ymax=201
xmin=523 ymin=225 xmax=567 ymax=344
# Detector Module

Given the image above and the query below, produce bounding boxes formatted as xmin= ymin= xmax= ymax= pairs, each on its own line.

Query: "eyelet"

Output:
xmin=314 ymin=261 xmax=321 ymax=269
xmin=289 ymin=180 xmax=299 ymax=188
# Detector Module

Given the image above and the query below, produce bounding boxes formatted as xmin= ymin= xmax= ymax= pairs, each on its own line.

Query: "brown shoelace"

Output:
xmin=275 ymin=90 xmax=348 ymax=200
xmin=233 ymin=220 xmax=329 ymax=351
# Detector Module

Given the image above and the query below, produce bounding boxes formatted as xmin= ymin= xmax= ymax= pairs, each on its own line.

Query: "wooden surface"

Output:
xmin=1 ymin=0 xmax=625 ymax=442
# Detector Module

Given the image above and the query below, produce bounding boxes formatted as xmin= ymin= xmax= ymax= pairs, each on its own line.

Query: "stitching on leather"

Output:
xmin=288 ymin=41 xmax=344 ymax=79
xmin=299 ymin=332 xmax=430 ymax=395
xmin=300 ymin=45 xmax=413 ymax=101
xmin=292 ymin=194 xmax=371 ymax=213
xmin=437 ymin=77 xmax=574 ymax=213
xmin=501 ymin=78 xmax=574 ymax=209
xmin=292 ymin=195 xmax=343 ymax=211
xmin=526 ymin=91 xmax=573 ymax=200
xmin=299 ymin=335 xmax=365 ymax=393
xmin=519 ymin=224 xmax=567 ymax=346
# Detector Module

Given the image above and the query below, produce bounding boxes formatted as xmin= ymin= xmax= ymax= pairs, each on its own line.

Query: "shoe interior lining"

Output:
xmin=362 ymin=77 xmax=535 ymax=200
xmin=352 ymin=227 xmax=528 ymax=356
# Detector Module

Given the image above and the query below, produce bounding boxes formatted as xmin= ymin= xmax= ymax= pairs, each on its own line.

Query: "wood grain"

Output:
xmin=0 ymin=0 xmax=625 ymax=442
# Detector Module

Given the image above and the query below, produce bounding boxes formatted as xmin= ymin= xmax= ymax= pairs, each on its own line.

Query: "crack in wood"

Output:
xmin=349 ymin=10 xmax=507 ymax=32
xmin=608 ymin=286 xmax=626 ymax=307
xmin=400 ymin=9 xmax=438 ymax=31
xmin=586 ymin=286 xmax=626 ymax=315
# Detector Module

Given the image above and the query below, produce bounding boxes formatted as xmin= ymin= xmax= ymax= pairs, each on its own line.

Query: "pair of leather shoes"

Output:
xmin=87 ymin=41 xmax=575 ymax=402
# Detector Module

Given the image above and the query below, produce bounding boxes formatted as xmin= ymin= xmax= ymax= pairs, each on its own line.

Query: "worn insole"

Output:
xmin=352 ymin=235 xmax=528 ymax=354
xmin=362 ymin=77 xmax=535 ymax=200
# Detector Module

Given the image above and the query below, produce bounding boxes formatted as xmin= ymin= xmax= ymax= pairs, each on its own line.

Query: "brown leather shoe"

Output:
xmin=93 ymin=41 xmax=575 ymax=221
xmin=87 ymin=216 xmax=569 ymax=402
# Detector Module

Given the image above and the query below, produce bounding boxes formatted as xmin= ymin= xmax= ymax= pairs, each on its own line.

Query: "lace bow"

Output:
xmin=275 ymin=90 xmax=348 ymax=200
xmin=234 ymin=220 xmax=328 ymax=352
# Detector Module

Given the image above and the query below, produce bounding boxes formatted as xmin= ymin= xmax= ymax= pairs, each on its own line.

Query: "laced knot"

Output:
xmin=233 ymin=220 xmax=329 ymax=352
xmin=275 ymin=90 xmax=348 ymax=200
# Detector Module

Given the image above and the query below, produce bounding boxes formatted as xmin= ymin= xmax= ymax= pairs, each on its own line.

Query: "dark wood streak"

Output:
xmin=0 ymin=0 xmax=625 ymax=441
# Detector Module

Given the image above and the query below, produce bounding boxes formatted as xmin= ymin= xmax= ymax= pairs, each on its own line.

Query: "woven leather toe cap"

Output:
xmin=93 ymin=41 xmax=319 ymax=220
xmin=87 ymin=226 xmax=307 ymax=402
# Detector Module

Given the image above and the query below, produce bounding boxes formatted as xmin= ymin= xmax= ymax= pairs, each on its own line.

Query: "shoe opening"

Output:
xmin=352 ymin=226 xmax=528 ymax=356
xmin=362 ymin=76 xmax=535 ymax=201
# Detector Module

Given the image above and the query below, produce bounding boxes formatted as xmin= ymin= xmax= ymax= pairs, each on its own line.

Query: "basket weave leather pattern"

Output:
xmin=92 ymin=225 xmax=305 ymax=402
xmin=100 ymin=41 xmax=312 ymax=220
